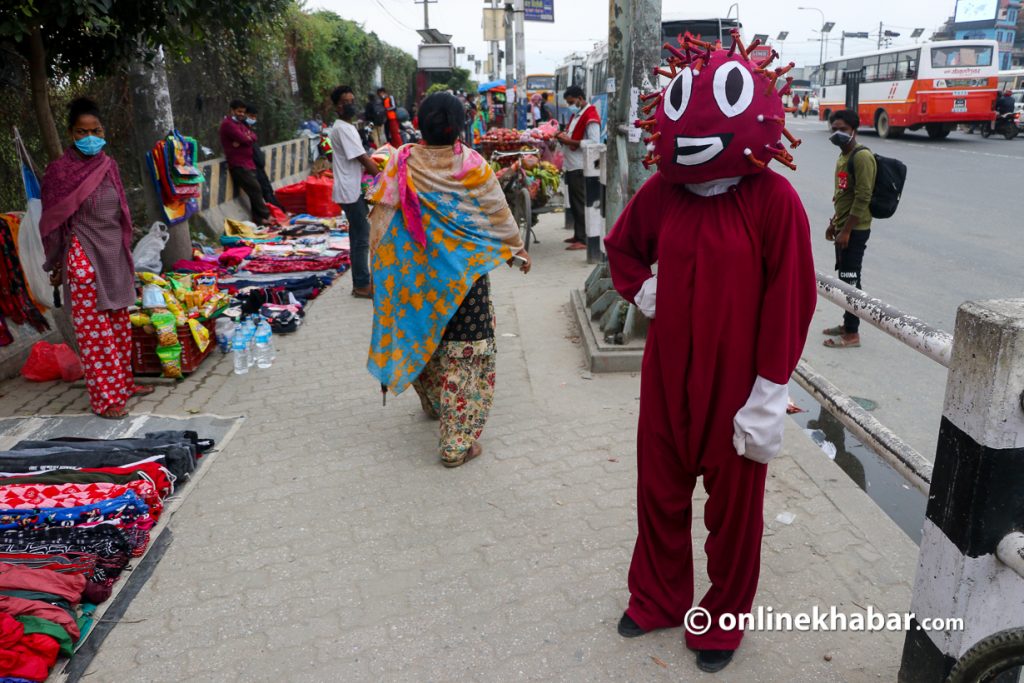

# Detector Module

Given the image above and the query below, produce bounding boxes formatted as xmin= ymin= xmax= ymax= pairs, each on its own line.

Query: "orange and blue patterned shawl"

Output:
xmin=366 ymin=143 xmax=523 ymax=395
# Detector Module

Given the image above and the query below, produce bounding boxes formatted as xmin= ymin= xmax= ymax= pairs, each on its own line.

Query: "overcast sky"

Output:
xmin=312 ymin=0 xmax=958 ymax=74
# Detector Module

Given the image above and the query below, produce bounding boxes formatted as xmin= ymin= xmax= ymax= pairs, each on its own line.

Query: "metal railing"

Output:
xmin=794 ymin=273 xmax=951 ymax=494
xmin=808 ymin=273 xmax=1024 ymax=586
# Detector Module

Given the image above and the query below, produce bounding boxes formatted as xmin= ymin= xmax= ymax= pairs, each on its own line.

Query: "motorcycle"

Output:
xmin=980 ymin=112 xmax=1019 ymax=140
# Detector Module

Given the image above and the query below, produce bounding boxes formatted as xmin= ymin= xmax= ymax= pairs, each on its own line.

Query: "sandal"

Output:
xmin=443 ymin=442 xmax=483 ymax=468
xmin=133 ymin=385 xmax=155 ymax=396
xmin=822 ymin=326 xmax=846 ymax=336
xmin=823 ymin=336 xmax=861 ymax=348
xmin=96 ymin=405 xmax=128 ymax=420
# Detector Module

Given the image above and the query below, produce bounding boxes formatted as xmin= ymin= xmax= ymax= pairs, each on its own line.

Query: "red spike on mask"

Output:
xmin=782 ymin=127 xmax=802 ymax=148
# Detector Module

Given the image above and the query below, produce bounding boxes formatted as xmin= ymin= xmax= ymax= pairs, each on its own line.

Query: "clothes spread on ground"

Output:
xmin=0 ymin=430 xmax=211 ymax=679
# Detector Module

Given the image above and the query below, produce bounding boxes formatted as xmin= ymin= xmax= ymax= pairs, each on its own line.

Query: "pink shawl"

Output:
xmin=40 ymin=148 xmax=133 ymax=271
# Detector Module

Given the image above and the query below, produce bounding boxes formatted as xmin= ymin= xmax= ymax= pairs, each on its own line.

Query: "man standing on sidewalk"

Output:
xmin=823 ymin=109 xmax=876 ymax=349
xmin=219 ymin=99 xmax=271 ymax=225
xmin=330 ymin=86 xmax=381 ymax=299
xmin=556 ymin=85 xmax=600 ymax=251
xmin=378 ymin=87 xmax=403 ymax=148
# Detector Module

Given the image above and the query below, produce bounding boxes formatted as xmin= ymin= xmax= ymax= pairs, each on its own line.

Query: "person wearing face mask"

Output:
xmin=329 ymin=85 xmax=381 ymax=299
xmin=244 ymin=106 xmax=284 ymax=211
xmin=219 ymin=99 xmax=272 ymax=225
xmin=39 ymin=97 xmax=154 ymax=419
xmin=823 ymin=109 xmax=876 ymax=349
xmin=556 ymin=85 xmax=601 ymax=250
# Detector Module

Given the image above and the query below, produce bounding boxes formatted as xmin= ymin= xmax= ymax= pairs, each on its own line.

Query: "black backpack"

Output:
xmin=848 ymin=146 xmax=907 ymax=219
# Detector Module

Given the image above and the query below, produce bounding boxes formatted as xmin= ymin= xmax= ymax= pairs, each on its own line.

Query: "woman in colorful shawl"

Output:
xmin=40 ymin=98 xmax=152 ymax=419
xmin=367 ymin=93 xmax=531 ymax=468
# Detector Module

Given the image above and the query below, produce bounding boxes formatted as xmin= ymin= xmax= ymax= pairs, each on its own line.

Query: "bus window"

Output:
xmin=931 ymin=45 xmax=994 ymax=67
xmin=878 ymin=53 xmax=897 ymax=80
xmin=897 ymin=50 xmax=919 ymax=80
xmin=862 ymin=55 xmax=880 ymax=82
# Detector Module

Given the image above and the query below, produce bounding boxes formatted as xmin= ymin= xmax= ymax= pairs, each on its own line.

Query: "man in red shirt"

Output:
xmin=378 ymin=87 xmax=404 ymax=148
xmin=219 ymin=99 xmax=271 ymax=225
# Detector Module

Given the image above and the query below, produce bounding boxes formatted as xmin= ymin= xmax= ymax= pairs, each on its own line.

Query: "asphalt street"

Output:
xmin=783 ymin=116 xmax=1023 ymax=461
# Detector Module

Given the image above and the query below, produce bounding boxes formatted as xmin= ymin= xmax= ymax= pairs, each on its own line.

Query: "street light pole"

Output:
xmin=799 ymin=6 xmax=826 ymax=88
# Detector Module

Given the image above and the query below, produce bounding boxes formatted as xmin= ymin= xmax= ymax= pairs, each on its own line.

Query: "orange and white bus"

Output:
xmin=818 ymin=40 xmax=999 ymax=139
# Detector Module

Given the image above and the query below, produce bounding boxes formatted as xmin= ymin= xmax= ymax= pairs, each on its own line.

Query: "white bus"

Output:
xmin=818 ymin=40 xmax=1000 ymax=139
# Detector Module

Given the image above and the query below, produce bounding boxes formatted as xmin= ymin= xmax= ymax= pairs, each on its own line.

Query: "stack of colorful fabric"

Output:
xmin=0 ymin=213 xmax=49 ymax=347
xmin=0 ymin=431 xmax=209 ymax=678
xmin=146 ymin=131 xmax=205 ymax=226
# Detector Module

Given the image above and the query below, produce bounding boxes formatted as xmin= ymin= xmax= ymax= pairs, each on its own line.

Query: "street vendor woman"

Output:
xmin=40 ymin=97 xmax=154 ymax=419
xmin=604 ymin=32 xmax=816 ymax=673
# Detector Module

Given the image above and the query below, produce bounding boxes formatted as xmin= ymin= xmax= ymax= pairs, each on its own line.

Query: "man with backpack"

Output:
xmin=824 ymin=109 xmax=876 ymax=349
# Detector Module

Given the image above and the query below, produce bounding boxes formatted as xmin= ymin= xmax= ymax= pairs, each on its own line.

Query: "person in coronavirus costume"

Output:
xmin=604 ymin=31 xmax=817 ymax=674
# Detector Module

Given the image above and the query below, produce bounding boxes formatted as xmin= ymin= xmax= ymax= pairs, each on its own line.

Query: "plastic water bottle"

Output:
xmin=254 ymin=322 xmax=273 ymax=369
xmin=232 ymin=334 xmax=249 ymax=375
xmin=215 ymin=318 xmax=235 ymax=354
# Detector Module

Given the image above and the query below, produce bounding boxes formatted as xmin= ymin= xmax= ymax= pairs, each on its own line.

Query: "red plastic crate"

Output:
xmin=132 ymin=319 xmax=215 ymax=376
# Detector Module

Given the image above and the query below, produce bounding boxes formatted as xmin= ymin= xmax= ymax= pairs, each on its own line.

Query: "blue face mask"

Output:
xmin=245 ymin=117 xmax=257 ymax=126
xmin=74 ymin=135 xmax=106 ymax=156
xmin=567 ymin=104 xmax=580 ymax=115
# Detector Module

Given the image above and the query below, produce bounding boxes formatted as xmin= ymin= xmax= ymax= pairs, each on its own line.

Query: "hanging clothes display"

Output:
xmin=0 ymin=215 xmax=49 ymax=347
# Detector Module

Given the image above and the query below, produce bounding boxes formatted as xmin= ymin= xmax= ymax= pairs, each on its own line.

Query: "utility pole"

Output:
xmin=878 ymin=21 xmax=884 ymax=49
xmin=414 ymin=0 xmax=438 ymax=29
xmin=491 ymin=0 xmax=500 ymax=80
xmin=605 ymin=0 xmax=662 ymax=234
xmin=514 ymin=0 xmax=526 ymax=125
xmin=504 ymin=3 xmax=515 ymax=123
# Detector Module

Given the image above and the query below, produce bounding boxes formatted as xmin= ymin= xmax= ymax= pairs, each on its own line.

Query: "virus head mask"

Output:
xmin=637 ymin=30 xmax=801 ymax=185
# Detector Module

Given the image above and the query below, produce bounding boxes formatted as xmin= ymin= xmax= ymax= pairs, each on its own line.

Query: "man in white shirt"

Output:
xmin=556 ymin=85 xmax=601 ymax=251
xmin=329 ymin=85 xmax=381 ymax=298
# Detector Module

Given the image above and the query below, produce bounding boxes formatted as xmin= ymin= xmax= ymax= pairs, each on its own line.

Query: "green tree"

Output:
xmin=0 ymin=0 xmax=289 ymax=161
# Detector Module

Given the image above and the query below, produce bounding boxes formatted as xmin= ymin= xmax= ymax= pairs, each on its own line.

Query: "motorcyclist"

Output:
xmin=993 ymin=89 xmax=1016 ymax=131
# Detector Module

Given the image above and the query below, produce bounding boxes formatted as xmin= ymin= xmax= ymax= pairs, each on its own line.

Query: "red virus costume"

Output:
xmin=605 ymin=31 xmax=816 ymax=660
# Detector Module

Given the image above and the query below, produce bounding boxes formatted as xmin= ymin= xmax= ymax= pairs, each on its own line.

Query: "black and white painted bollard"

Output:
xmin=899 ymin=299 xmax=1024 ymax=682
xmin=583 ymin=143 xmax=607 ymax=265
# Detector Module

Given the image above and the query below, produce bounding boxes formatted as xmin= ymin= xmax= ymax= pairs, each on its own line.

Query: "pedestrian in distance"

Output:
xmin=219 ymin=99 xmax=272 ymax=225
xmin=329 ymin=85 xmax=380 ymax=300
xmin=556 ymin=85 xmax=600 ymax=251
xmin=365 ymin=92 xmax=531 ymax=468
xmin=40 ymin=97 xmax=155 ymax=419
xmin=791 ymin=92 xmax=801 ymax=117
xmin=377 ymin=87 xmax=403 ymax=148
xmin=824 ymin=109 xmax=876 ymax=349
xmin=244 ymin=106 xmax=284 ymax=211
xmin=800 ymin=95 xmax=810 ymax=118
xmin=364 ymin=92 xmax=384 ymax=147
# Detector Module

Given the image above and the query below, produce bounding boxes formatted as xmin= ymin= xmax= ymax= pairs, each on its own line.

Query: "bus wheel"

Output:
xmin=926 ymin=123 xmax=950 ymax=140
xmin=875 ymin=110 xmax=903 ymax=139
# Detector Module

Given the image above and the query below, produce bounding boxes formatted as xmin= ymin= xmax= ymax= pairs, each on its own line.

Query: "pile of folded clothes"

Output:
xmin=0 ymin=431 xmax=211 ymax=680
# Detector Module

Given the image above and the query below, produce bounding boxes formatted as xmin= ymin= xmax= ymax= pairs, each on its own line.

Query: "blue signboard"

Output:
xmin=524 ymin=0 xmax=554 ymax=22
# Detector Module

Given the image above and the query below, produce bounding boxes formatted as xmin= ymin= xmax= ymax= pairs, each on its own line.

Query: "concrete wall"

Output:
xmin=192 ymin=136 xmax=314 ymax=236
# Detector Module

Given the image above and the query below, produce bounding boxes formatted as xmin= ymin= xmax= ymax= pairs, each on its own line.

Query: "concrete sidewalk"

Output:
xmin=0 ymin=213 xmax=919 ymax=682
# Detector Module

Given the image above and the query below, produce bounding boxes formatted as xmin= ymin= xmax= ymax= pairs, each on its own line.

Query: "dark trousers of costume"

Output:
xmin=626 ymin=332 xmax=769 ymax=651
xmin=834 ymin=229 xmax=870 ymax=334
xmin=565 ymin=170 xmax=586 ymax=243
xmin=342 ymin=198 xmax=371 ymax=289
xmin=229 ymin=166 xmax=271 ymax=222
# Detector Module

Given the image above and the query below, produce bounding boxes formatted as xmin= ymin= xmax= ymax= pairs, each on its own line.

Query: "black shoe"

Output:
xmin=617 ymin=613 xmax=647 ymax=638
xmin=696 ymin=649 xmax=734 ymax=673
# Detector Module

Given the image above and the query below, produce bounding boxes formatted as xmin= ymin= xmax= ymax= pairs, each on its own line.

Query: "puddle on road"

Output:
xmin=787 ymin=383 xmax=927 ymax=545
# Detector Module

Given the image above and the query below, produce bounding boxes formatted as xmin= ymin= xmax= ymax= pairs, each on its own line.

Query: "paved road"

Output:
xmin=783 ymin=117 xmax=1024 ymax=460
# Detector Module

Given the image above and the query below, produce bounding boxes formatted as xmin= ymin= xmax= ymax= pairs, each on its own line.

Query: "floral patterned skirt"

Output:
xmin=67 ymin=235 xmax=135 ymax=414
xmin=412 ymin=338 xmax=497 ymax=464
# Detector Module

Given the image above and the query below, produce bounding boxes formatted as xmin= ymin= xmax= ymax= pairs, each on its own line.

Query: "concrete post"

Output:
xmin=604 ymin=0 xmax=661 ymax=233
xmin=899 ymin=299 xmax=1024 ymax=681
xmin=583 ymin=142 xmax=606 ymax=264
xmin=514 ymin=0 xmax=526 ymax=127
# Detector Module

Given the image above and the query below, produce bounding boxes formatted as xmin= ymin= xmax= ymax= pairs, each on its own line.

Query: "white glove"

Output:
xmin=732 ymin=376 xmax=789 ymax=464
xmin=634 ymin=276 xmax=657 ymax=319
